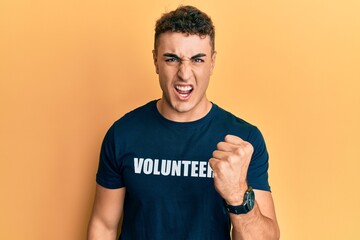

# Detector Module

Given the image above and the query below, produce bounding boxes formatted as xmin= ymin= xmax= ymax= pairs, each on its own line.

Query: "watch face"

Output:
xmin=246 ymin=189 xmax=255 ymax=211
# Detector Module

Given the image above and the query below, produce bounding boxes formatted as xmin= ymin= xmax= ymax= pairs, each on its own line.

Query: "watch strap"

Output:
xmin=224 ymin=202 xmax=248 ymax=214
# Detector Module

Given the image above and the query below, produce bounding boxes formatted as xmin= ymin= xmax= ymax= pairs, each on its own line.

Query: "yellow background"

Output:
xmin=1 ymin=0 xmax=359 ymax=239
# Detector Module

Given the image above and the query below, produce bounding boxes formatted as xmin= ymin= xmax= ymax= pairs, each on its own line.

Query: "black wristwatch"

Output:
xmin=224 ymin=186 xmax=255 ymax=214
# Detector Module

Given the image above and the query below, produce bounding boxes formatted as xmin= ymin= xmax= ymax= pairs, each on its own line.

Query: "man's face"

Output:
xmin=153 ymin=32 xmax=216 ymax=121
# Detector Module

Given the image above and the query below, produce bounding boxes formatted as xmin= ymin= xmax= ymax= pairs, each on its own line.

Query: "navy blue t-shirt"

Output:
xmin=96 ymin=100 xmax=270 ymax=240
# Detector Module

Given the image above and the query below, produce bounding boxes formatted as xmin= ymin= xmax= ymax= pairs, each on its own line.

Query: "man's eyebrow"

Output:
xmin=163 ymin=53 xmax=180 ymax=59
xmin=190 ymin=53 xmax=206 ymax=59
xmin=163 ymin=53 xmax=207 ymax=59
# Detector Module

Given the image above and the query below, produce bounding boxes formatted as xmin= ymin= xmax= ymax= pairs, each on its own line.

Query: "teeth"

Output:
xmin=176 ymin=85 xmax=193 ymax=91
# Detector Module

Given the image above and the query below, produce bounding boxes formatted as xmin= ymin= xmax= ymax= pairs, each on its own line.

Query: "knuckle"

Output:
xmin=217 ymin=161 xmax=227 ymax=171
xmin=234 ymin=147 xmax=245 ymax=157
xmin=208 ymin=158 xmax=216 ymax=169
xmin=245 ymin=143 xmax=254 ymax=153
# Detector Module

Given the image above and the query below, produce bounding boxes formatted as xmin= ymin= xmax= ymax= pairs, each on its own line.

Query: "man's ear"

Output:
xmin=152 ymin=50 xmax=159 ymax=74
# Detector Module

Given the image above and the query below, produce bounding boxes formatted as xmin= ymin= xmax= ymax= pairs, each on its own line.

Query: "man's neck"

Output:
xmin=156 ymin=98 xmax=212 ymax=122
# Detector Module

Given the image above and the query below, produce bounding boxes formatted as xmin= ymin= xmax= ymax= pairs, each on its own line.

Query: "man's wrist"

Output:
xmin=224 ymin=186 xmax=255 ymax=215
xmin=224 ymin=183 xmax=249 ymax=205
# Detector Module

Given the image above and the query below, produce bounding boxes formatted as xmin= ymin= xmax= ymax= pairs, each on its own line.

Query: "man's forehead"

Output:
xmin=157 ymin=32 xmax=212 ymax=54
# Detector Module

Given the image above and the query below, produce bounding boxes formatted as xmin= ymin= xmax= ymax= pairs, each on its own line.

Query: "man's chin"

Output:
xmin=172 ymin=102 xmax=193 ymax=114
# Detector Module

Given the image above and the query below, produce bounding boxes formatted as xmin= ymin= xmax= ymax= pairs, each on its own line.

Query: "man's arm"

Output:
xmin=87 ymin=184 xmax=125 ymax=240
xmin=230 ymin=190 xmax=280 ymax=240
xmin=209 ymin=135 xmax=280 ymax=240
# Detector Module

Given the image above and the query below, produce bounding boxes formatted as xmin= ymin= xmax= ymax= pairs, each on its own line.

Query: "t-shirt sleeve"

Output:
xmin=246 ymin=127 xmax=271 ymax=192
xmin=96 ymin=123 xmax=125 ymax=189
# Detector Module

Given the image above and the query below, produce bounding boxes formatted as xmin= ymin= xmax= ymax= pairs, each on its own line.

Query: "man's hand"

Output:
xmin=209 ymin=134 xmax=254 ymax=205
xmin=210 ymin=135 xmax=280 ymax=239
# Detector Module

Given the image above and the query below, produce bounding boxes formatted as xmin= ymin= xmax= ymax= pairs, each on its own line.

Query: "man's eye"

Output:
xmin=193 ymin=58 xmax=204 ymax=63
xmin=165 ymin=58 xmax=179 ymax=62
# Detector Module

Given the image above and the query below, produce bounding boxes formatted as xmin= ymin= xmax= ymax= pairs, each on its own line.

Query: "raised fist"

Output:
xmin=209 ymin=134 xmax=254 ymax=205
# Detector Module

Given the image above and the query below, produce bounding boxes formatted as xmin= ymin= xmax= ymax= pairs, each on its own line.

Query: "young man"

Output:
xmin=88 ymin=5 xmax=280 ymax=240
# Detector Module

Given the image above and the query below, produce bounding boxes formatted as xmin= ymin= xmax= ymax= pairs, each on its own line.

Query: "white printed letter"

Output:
xmin=143 ymin=158 xmax=153 ymax=175
xmin=134 ymin=158 xmax=144 ymax=174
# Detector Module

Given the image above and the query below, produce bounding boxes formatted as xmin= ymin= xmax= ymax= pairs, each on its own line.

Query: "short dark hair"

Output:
xmin=154 ymin=5 xmax=215 ymax=53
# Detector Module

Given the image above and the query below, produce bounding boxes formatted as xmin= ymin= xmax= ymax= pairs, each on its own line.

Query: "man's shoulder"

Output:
xmin=104 ymin=100 xmax=157 ymax=134
xmin=115 ymin=100 xmax=157 ymax=122
xmin=212 ymin=103 xmax=263 ymax=142
xmin=213 ymin=103 xmax=257 ymax=128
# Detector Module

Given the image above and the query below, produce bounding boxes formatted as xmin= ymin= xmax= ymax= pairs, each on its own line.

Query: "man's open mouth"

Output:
xmin=175 ymin=85 xmax=193 ymax=98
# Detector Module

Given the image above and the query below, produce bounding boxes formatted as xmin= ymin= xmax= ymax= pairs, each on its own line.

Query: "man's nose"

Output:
xmin=177 ymin=61 xmax=192 ymax=81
